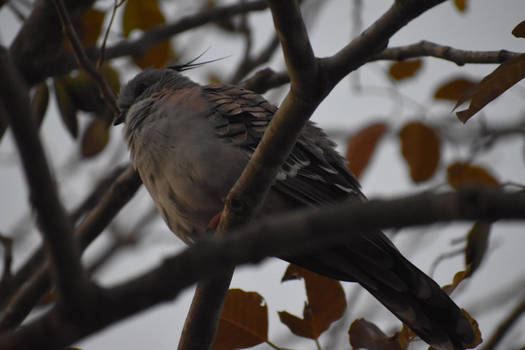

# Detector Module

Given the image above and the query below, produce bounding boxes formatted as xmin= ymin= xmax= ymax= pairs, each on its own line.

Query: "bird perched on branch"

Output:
xmin=115 ymin=64 xmax=476 ymax=350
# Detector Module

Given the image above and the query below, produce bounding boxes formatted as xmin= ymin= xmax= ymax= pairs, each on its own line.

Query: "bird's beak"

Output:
xmin=113 ymin=112 xmax=126 ymax=126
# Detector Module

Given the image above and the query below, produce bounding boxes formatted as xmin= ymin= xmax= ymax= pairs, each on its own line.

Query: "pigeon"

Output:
xmin=115 ymin=66 xmax=475 ymax=349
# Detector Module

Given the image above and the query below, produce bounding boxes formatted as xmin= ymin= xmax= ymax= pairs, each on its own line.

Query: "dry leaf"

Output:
xmin=346 ymin=122 xmax=388 ymax=179
xmin=389 ymin=60 xmax=422 ymax=81
xmin=454 ymin=0 xmax=467 ymax=12
xmin=279 ymin=264 xmax=346 ymax=339
xmin=446 ymin=162 xmax=498 ymax=189
xmin=212 ymin=289 xmax=268 ymax=350
xmin=349 ymin=318 xmax=403 ymax=350
xmin=53 ymin=78 xmax=79 ymax=138
xmin=512 ymin=20 xmax=525 ymax=38
xmin=399 ymin=121 xmax=440 ymax=182
xmin=433 ymin=77 xmax=476 ymax=102
xmin=81 ymin=119 xmax=110 ymax=158
xmin=455 ymin=54 xmax=525 ymax=123
xmin=465 ymin=222 xmax=491 ymax=275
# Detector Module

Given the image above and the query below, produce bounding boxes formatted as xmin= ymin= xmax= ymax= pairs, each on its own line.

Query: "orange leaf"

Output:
xmin=456 ymin=54 xmax=525 ymax=123
xmin=346 ymin=122 xmax=388 ymax=179
xmin=212 ymin=289 xmax=268 ymax=350
xmin=122 ymin=0 xmax=172 ymax=68
xmin=512 ymin=20 xmax=525 ymax=38
xmin=81 ymin=119 xmax=110 ymax=158
xmin=442 ymin=268 xmax=470 ymax=295
xmin=279 ymin=264 xmax=346 ymax=339
xmin=389 ymin=60 xmax=422 ymax=81
xmin=80 ymin=7 xmax=106 ymax=47
xmin=453 ymin=0 xmax=467 ymax=12
xmin=348 ymin=319 xmax=403 ymax=350
xmin=433 ymin=77 xmax=477 ymax=102
xmin=465 ymin=222 xmax=491 ymax=275
xmin=398 ymin=121 xmax=440 ymax=182
xmin=446 ymin=162 xmax=498 ymax=189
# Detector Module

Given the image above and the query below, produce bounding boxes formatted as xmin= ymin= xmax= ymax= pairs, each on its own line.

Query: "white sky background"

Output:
xmin=1 ymin=0 xmax=525 ymax=349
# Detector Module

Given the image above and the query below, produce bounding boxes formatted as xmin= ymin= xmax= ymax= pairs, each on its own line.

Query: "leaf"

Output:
xmin=433 ymin=77 xmax=477 ymax=102
xmin=65 ymin=64 xmax=120 ymax=115
xmin=398 ymin=121 xmax=440 ymax=183
xmin=389 ymin=60 xmax=422 ymax=81
xmin=53 ymin=78 xmax=79 ymax=138
xmin=442 ymin=268 xmax=470 ymax=295
xmin=348 ymin=319 xmax=403 ymax=350
xmin=212 ymin=289 xmax=268 ymax=350
xmin=122 ymin=0 xmax=172 ymax=68
xmin=512 ymin=20 xmax=525 ymax=38
xmin=0 ymin=106 xmax=8 ymax=142
xmin=453 ymin=0 xmax=467 ymax=12
xmin=279 ymin=264 xmax=346 ymax=339
xmin=446 ymin=162 xmax=498 ymax=189
xmin=79 ymin=7 xmax=106 ymax=47
xmin=81 ymin=119 xmax=110 ymax=158
xmin=31 ymin=82 xmax=50 ymax=128
xmin=455 ymin=53 xmax=525 ymax=123
xmin=465 ymin=221 xmax=491 ymax=275
xmin=346 ymin=122 xmax=388 ymax=179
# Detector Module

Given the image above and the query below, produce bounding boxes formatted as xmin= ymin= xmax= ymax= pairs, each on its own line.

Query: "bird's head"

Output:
xmin=114 ymin=68 xmax=190 ymax=125
xmin=114 ymin=54 xmax=219 ymax=125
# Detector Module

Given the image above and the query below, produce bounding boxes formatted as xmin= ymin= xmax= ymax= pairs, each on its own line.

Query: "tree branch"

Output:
xmin=51 ymin=0 xmax=119 ymax=115
xmin=0 ymin=187 xmax=524 ymax=349
xmin=481 ymin=296 xmax=525 ymax=350
xmin=0 ymin=48 xmax=89 ymax=308
xmin=11 ymin=0 xmax=268 ymax=86
xmin=0 ymin=166 xmax=141 ymax=330
xmin=372 ymin=40 xmax=520 ymax=65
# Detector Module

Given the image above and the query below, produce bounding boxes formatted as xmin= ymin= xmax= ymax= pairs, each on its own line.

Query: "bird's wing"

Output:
xmin=201 ymin=83 xmax=363 ymax=206
xmin=200 ymin=83 xmax=475 ymax=349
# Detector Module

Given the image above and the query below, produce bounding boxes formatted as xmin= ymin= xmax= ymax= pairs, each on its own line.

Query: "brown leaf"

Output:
xmin=279 ymin=264 xmax=346 ymax=339
xmin=79 ymin=7 xmax=106 ymax=47
xmin=465 ymin=222 xmax=491 ymax=275
xmin=81 ymin=119 xmax=110 ymax=158
xmin=212 ymin=289 xmax=268 ymax=350
xmin=53 ymin=78 xmax=79 ymax=138
xmin=398 ymin=121 xmax=440 ymax=182
xmin=346 ymin=122 xmax=388 ymax=179
xmin=512 ymin=20 xmax=525 ymax=38
xmin=446 ymin=162 xmax=498 ymax=189
xmin=122 ymin=0 xmax=172 ymax=68
xmin=389 ymin=60 xmax=422 ymax=81
xmin=453 ymin=0 xmax=467 ymax=12
xmin=442 ymin=268 xmax=470 ymax=295
xmin=349 ymin=319 xmax=403 ymax=350
xmin=31 ymin=82 xmax=50 ymax=128
xmin=456 ymin=54 xmax=525 ymax=123
xmin=433 ymin=77 xmax=477 ymax=102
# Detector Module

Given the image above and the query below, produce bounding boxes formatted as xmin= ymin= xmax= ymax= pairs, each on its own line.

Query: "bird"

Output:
xmin=115 ymin=65 xmax=476 ymax=350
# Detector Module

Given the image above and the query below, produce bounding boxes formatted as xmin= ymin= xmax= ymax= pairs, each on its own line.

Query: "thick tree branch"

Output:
xmin=0 ymin=166 xmax=141 ymax=330
xmin=0 ymin=187 xmax=524 ymax=349
xmin=372 ymin=40 xmax=520 ymax=65
xmin=0 ymin=48 xmax=89 ymax=308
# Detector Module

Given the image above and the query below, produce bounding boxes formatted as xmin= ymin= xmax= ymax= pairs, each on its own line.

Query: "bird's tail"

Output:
xmin=285 ymin=231 xmax=476 ymax=349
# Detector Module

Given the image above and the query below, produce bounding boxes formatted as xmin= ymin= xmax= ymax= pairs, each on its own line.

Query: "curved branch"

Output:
xmin=0 ymin=48 xmax=88 ymax=307
xmin=0 ymin=187 xmax=524 ymax=349
xmin=372 ymin=40 xmax=520 ymax=65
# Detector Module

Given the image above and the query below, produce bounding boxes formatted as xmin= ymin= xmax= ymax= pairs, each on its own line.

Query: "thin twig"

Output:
xmin=97 ymin=0 xmax=127 ymax=68
xmin=481 ymin=297 xmax=525 ymax=350
xmin=51 ymin=0 xmax=119 ymax=116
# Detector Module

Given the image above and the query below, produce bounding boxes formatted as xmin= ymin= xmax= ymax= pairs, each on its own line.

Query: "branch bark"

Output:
xmin=0 ymin=187 xmax=523 ymax=349
xmin=0 ymin=48 xmax=89 ymax=308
